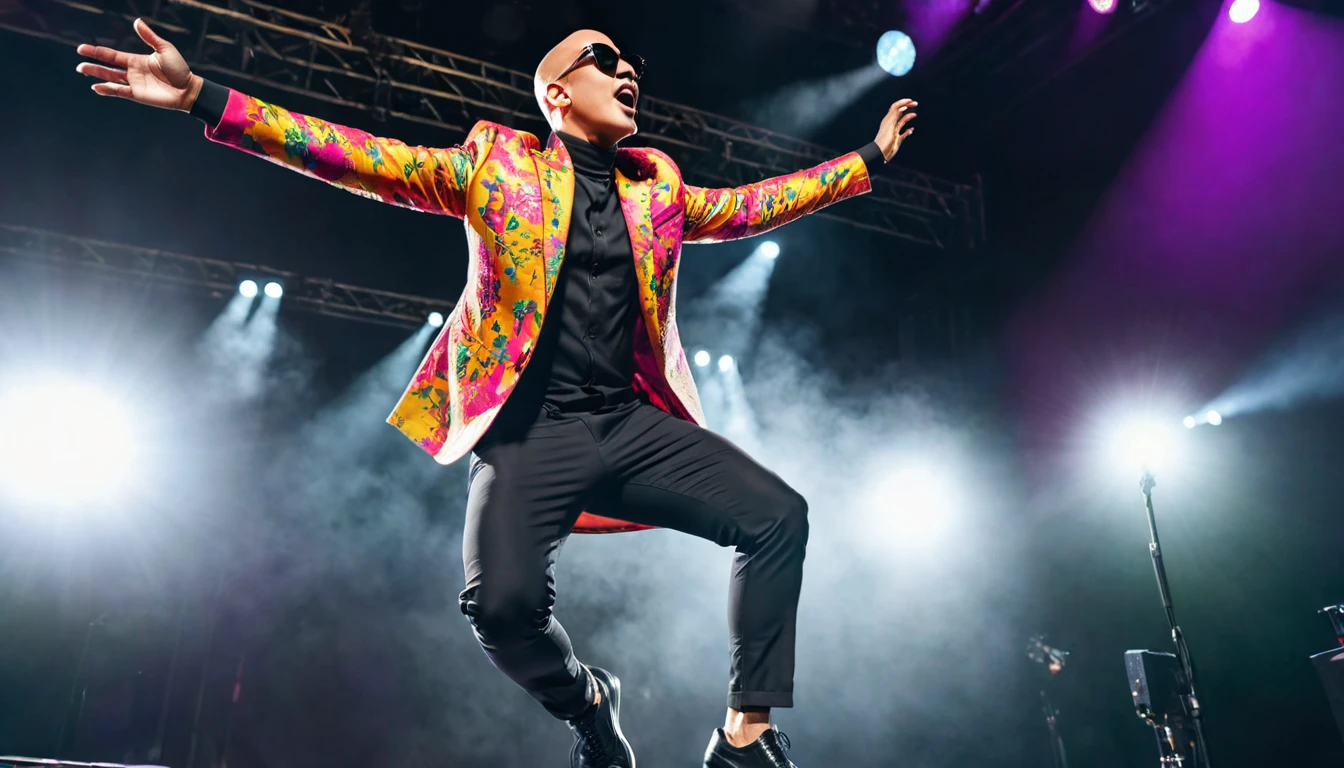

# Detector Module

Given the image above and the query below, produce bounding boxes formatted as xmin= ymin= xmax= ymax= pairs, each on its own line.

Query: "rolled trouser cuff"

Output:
xmin=728 ymin=689 xmax=794 ymax=710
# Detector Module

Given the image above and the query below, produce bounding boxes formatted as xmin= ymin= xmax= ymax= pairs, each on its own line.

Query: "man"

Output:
xmin=76 ymin=20 xmax=916 ymax=767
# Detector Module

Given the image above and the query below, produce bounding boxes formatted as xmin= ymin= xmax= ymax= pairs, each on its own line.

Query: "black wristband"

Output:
xmin=189 ymin=78 xmax=230 ymax=128
xmin=857 ymin=141 xmax=886 ymax=175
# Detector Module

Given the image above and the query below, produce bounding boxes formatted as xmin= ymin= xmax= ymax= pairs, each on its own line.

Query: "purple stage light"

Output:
xmin=1088 ymin=0 xmax=1117 ymax=15
xmin=1229 ymin=0 xmax=1259 ymax=23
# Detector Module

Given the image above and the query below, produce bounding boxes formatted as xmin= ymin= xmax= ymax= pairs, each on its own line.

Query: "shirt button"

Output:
xmin=595 ymin=228 xmax=603 ymax=236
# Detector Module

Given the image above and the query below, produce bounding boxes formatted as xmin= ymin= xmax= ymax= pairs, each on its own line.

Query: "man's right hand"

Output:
xmin=76 ymin=18 xmax=203 ymax=112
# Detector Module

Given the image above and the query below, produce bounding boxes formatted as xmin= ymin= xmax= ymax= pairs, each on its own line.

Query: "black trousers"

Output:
xmin=459 ymin=399 xmax=809 ymax=720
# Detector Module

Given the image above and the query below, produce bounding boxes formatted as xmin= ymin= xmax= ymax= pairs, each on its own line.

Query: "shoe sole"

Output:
xmin=597 ymin=669 xmax=635 ymax=768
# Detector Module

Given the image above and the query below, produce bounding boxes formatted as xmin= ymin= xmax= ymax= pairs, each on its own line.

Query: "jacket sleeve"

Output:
xmin=195 ymin=81 xmax=489 ymax=218
xmin=681 ymin=150 xmax=874 ymax=244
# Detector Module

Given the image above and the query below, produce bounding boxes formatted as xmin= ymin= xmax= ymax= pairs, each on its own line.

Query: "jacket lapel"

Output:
xmin=616 ymin=166 xmax=664 ymax=351
xmin=533 ymin=133 xmax=575 ymax=305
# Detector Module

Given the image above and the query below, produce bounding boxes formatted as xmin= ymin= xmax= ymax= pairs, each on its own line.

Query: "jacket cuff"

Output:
xmin=189 ymin=78 xmax=230 ymax=129
xmin=857 ymin=141 xmax=886 ymax=175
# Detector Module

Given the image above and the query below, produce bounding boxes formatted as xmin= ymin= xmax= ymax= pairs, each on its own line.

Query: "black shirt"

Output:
xmin=532 ymin=131 xmax=641 ymax=412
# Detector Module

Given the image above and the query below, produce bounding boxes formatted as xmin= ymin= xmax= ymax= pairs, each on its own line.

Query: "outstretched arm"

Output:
xmin=76 ymin=19 xmax=485 ymax=218
xmin=682 ymin=99 xmax=917 ymax=243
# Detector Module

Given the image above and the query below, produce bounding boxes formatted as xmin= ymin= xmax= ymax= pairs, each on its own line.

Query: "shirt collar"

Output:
xmin=556 ymin=131 xmax=618 ymax=181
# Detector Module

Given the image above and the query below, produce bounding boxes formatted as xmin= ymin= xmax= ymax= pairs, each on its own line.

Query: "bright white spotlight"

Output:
xmin=264 ymin=281 xmax=284 ymax=299
xmin=1229 ymin=0 xmax=1258 ymax=22
xmin=239 ymin=279 xmax=258 ymax=298
xmin=1206 ymin=410 xmax=1222 ymax=426
xmin=428 ymin=311 xmax=445 ymax=328
xmin=760 ymin=241 xmax=780 ymax=260
xmin=1114 ymin=420 xmax=1177 ymax=472
xmin=1183 ymin=415 xmax=1197 ymax=429
xmin=693 ymin=349 xmax=711 ymax=368
xmin=0 ymin=375 xmax=141 ymax=509
xmin=718 ymin=355 xmax=735 ymax=372
xmin=872 ymin=462 xmax=958 ymax=544
xmin=877 ymin=30 xmax=917 ymax=77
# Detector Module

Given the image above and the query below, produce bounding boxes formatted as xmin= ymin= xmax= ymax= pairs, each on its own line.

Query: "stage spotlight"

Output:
xmin=1206 ymin=410 xmax=1222 ymax=426
xmin=760 ymin=241 xmax=780 ymax=260
xmin=718 ymin=354 xmax=735 ymax=372
xmin=264 ymin=281 xmax=284 ymax=299
xmin=428 ymin=311 xmax=445 ymax=328
xmin=1183 ymin=415 xmax=1196 ymax=429
xmin=872 ymin=462 xmax=958 ymax=544
xmin=876 ymin=31 xmax=917 ymax=77
xmin=1114 ymin=420 xmax=1177 ymax=472
xmin=239 ymin=279 xmax=258 ymax=298
xmin=1229 ymin=0 xmax=1258 ymax=22
xmin=1087 ymin=0 xmax=1117 ymax=14
xmin=893 ymin=465 xmax=955 ymax=514
xmin=0 ymin=374 xmax=140 ymax=508
xmin=694 ymin=349 xmax=711 ymax=368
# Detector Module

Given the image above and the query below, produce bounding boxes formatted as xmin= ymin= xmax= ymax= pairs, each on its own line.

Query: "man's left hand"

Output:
xmin=875 ymin=99 xmax=918 ymax=162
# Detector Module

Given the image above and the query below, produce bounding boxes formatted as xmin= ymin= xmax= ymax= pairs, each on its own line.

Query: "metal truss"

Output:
xmin=1 ymin=0 xmax=984 ymax=250
xmin=0 ymin=224 xmax=447 ymax=329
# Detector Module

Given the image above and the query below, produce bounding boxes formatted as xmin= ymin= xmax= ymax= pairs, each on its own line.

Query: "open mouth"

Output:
xmin=615 ymin=84 xmax=638 ymax=111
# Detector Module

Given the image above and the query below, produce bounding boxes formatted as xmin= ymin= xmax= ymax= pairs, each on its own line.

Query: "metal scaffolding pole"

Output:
xmin=1 ymin=0 xmax=984 ymax=249
xmin=0 ymin=223 xmax=450 ymax=329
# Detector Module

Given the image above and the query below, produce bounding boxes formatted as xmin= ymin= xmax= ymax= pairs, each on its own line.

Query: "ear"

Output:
xmin=545 ymin=82 xmax=571 ymax=110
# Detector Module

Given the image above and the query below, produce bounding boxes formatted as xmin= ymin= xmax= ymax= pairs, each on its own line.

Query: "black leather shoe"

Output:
xmin=703 ymin=726 xmax=797 ymax=767
xmin=567 ymin=666 xmax=635 ymax=767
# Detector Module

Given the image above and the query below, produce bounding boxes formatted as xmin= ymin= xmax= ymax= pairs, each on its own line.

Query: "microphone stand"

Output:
xmin=1028 ymin=635 xmax=1070 ymax=768
xmin=1140 ymin=468 xmax=1212 ymax=768
xmin=1041 ymin=688 xmax=1068 ymax=768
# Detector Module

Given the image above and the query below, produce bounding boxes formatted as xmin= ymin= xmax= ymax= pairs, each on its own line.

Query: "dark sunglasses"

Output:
xmin=554 ymin=42 xmax=645 ymax=82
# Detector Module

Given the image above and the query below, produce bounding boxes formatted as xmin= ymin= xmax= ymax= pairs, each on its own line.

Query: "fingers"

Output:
xmin=897 ymin=111 xmax=917 ymax=130
xmin=900 ymin=127 xmax=914 ymax=141
xmin=134 ymin=18 xmax=171 ymax=52
xmin=75 ymin=62 xmax=129 ymax=85
xmin=76 ymin=43 xmax=131 ymax=68
xmin=889 ymin=98 xmax=919 ymax=113
xmin=91 ymin=82 xmax=133 ymax=99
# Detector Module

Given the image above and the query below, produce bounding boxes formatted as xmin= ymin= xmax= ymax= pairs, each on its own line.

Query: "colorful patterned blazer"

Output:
xmin=202 ymin=87 xmax=874 ymax=532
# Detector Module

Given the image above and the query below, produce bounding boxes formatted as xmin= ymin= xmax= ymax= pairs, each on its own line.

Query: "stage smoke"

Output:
xmin=222 ymin=319 xmax=483 ymax=768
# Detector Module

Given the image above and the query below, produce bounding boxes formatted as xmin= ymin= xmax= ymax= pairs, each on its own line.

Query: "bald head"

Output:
xmin=533 ymin=30 xmax=639 ymax=147
xmin=534 ymin=29 xmax=616 ymax=119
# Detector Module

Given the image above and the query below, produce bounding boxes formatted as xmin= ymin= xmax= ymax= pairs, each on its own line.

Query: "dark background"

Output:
xmin=2 ymin=0 xmax=1343 ymax=765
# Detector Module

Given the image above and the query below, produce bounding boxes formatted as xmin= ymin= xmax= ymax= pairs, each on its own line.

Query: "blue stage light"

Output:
xmin=877 ymin=31 xmax=917 ymax=77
